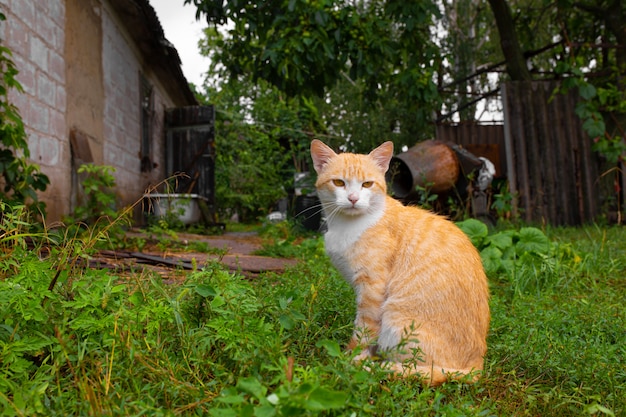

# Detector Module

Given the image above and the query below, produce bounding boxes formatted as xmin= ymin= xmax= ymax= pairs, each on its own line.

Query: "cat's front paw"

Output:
xmin=352 ymin=349 xmax=372 ymax=362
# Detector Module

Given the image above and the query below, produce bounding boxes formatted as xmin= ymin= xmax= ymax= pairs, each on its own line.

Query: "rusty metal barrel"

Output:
xmin=386 ymin=140 xmax=460 ymax=199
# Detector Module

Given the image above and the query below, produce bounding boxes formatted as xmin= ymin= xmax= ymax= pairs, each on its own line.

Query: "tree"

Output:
xmin=436 ymin=0 xmax=504 ymax=121
xmin=189 ymin=0 xmax=625 ymax=159
xmin=487 ymin=0 xmax=625 ymax=161
xmin=487 ymin=0 xmax=531 ymax=81
xmin=187 ymin=0 xmax=442 ymax=149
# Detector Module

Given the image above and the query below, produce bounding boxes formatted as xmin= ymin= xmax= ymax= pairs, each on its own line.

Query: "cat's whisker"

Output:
xmin=320 ymin=204 xmax=342 ymax=225
xmin=295 ymin=202 xmax=332 ymax=227
xmin=295 ymin=201 xmax=325 ymax=218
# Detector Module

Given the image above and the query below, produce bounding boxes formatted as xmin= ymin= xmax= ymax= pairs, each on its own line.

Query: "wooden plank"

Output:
xmin=514 ymin=82 xmax=532 ymax=223
xmin=69 ymin=128 xmax=94 ymax=164
xmin=552 ymin=87 xmax=574 ymax=224
xmin=442 ymin=81 xmax=603 ymax=225
xmin=131 ymin=252 xmax=194 ymax=269
xmin=537 ymin=82 xmax=558 ymax=225
xmin=501 ymin=84 xmax=517 ymax=218
xmin=502 ymin=80 xmax=605 ymax=225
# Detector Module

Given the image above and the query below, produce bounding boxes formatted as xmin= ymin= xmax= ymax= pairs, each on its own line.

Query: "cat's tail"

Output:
xmin=384 ymin=362 xmax=482 ymax=386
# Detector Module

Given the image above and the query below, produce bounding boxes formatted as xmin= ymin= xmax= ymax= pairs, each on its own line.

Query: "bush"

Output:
xmin=457 ymin=219 xmax=581 ymax=296
xmin=215 ymin=126 xmax=291 ymax=222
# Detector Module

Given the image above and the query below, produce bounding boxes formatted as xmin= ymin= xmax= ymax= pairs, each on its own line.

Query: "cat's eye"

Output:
xmin=332 ymin=179 xmax=345 ymax=187
xmin=362 ymin=181 xmax=374 ymax=188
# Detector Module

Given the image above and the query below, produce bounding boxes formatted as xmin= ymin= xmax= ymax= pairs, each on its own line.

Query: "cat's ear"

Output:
xmin=369 ymin=141 xmax=394 ymax=173
xmin=310 ymin=139 xmax=337 ymax=174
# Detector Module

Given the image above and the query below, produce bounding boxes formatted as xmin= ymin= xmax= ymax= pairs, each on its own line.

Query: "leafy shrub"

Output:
xmin=60 ymin=164 xmax=142 ymax=251
xmin=202 ymin=79 xmax=304 ymax=223
xmin=457 ymin=219 xmax=580 ymax=296
xmin=214 ymin=125 xmax=291 ymax=222
xmin=71 ymin=164 xmax=118 ymax=224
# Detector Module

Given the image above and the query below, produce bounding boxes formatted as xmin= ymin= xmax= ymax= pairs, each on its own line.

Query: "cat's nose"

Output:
xmin=348 ymin=194 xmax=359 ymax=205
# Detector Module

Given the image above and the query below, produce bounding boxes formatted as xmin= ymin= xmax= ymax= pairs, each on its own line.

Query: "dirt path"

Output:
xmin=94 ymin=230 xmax=299 ymax=282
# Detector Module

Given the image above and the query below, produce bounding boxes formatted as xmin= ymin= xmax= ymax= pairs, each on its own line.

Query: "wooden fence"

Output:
xmin=501 ymin=81 xmax=600 ymax=225
xmin=436 ymin=81 xmax=607 ymax=226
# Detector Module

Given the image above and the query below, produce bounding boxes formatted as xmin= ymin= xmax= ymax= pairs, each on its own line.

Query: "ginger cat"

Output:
xmin=310 ymin=139 xmax=490 ymax=386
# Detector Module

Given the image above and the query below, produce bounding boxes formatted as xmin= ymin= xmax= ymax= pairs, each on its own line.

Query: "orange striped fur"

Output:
xmin=310 ymin=140 xmax=490 ymax=386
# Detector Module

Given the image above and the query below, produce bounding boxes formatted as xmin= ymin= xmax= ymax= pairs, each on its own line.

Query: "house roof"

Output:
xmin=108 ymin=0 xmax=198 ymax=105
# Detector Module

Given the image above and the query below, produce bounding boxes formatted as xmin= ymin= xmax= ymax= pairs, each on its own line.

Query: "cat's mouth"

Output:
xmin=341 ymin=206 xmax=364 ymax=216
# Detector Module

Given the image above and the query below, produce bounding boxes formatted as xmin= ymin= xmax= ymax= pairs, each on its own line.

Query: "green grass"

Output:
xmin=0 ymin=218 xmax=624 ymax=416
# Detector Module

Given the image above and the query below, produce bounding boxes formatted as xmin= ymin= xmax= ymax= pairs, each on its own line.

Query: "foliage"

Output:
xmin=70 ymin=164 xmax=118 ymax=224
xmin=190 ymin=0 xmax=625 ymax=125
xmin=457 ymin=219 xmax=581 ymax=297
xmin=488 ymin=0 xmax=626 ymax=164
xmin=0 ymin=205 xmax=625 ymax=415
xmin=312 ymin=76 xmax=429 ymax=152
xmin=193 ymin=0 xmax=441 ymax=150
xmin=255 ymin=220 xmax=325 ymax=259
xmin=555 ymin=60 xmax=626 ymax=164
xmin=188 ymin=0 xmax=440 ymax=98
xmin=191 ymin=1 xmax=626 ymax=227
xmin=0 ymin=15 xmax=49 ymax=213
xmin=437 ymin=0 xmax=502 ymax=121
xmin=60 ymin=163 xmax=135 ymax=252
xmin=413 ymin=182 xmax=439 ymax=211
xmin=490 ymin=179 xmax=516 ymax=221
xmin=197 ymin=75 xmax=307 ymax=222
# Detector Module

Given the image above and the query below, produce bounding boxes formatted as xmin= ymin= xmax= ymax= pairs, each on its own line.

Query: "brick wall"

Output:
xmin=101 ymin=4 xmax=143 ymax=207
xmin=0 ymin=0 xmax=69 ymax=220
xmin=101 ymin=3 xmax=177 ymax=217
xmin=0 ymin=0 xmax=185 ymax=222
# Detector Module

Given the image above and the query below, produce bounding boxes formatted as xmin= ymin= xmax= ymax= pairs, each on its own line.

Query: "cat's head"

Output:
xmin=310 ymin=140 xmax=393 ymax=217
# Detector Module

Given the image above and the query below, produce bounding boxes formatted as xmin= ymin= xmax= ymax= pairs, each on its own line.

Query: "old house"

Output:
xmin=0 ymin=0 xmax=203 ymax=222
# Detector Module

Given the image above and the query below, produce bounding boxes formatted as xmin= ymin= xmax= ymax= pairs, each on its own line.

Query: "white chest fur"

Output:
xmin=323 ymin=208 xmax=384 ymax=281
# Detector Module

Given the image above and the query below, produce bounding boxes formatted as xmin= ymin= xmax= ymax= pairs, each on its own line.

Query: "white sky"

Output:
xmin=150 ymin=0 xmax=210 ymax=86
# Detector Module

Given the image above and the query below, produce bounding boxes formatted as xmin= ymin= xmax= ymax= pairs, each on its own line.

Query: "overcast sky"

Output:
xmin=150 ymin=0 xmax=210 ymax=86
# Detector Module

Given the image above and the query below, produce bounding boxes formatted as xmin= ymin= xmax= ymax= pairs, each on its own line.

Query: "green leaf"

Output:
xmin=237 ymin=377 xmax=267 ymax=400
xmin=279 ymin=314 xmax=295 ymax=330
xmin=585 ymin=403 xmax=615 ymax=417
xmin=456 ymin=219 xmax=488 ymax=248
xmin=578 ymin=82 xmax=596 ymax=100
xmin=254 ymin=405 xmax=276 ymax=417
xmin=211 ymin=295 xmax=226 ymax=309
xmin=582 ymin=116 xmax=606 ymax=138
xmin=195 ymin=284 xmax=217 ymax=297
xmin=480 ymin=245 xmax=503 ymax=277
xmin=484 ymin=231 xmax=513 ymax=251
xmin=305 ymin=387 xmax=347 ymax=411
xmin=315 ymin=339 xmax=343 ymax=357
xmin=217 ymin=394 xmax=245 ymax=405
xmin=129 ymin=291 xmax=144 ymax=306
xmin=516 ymin=227 xmax=550 ymax=255
xmin=209 ymin=408 xmax=238 ymax=417
xmin=111 ymin=284 xmax=126 ymax=293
